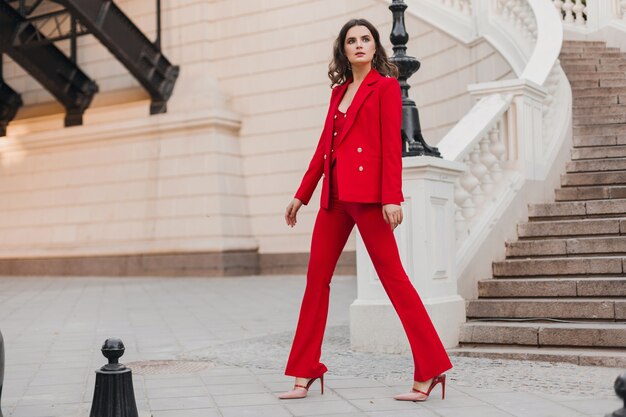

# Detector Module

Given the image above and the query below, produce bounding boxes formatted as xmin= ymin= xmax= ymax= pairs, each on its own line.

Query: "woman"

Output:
xmin=278 ymin=18 xmax=452 ymax=402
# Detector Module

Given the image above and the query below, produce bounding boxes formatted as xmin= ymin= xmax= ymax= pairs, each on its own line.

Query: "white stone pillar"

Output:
xmin=350 ymin=156 xmax=466 ymax=353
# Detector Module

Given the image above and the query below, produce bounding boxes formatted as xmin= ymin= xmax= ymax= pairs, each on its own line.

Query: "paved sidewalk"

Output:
xmin=0 ymin=275 xmax=622 ymax=417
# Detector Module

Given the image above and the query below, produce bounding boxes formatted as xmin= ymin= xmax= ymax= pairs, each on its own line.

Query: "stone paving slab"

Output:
xmin=0 ymin=276 xmax=623 ymax=417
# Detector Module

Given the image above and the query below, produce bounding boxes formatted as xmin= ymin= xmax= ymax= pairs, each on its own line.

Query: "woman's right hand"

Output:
xmin=285 ymin=198 xmax=303 ymax=227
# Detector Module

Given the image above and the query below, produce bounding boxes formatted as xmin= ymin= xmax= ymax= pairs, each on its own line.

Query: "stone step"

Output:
xmin=567 ymin=158 xmax=626 ymax=172
xmin=478 ymin=277 xmax=626 ymax=297
xmin=567 ymin=71 xmax=625 ymax=81
xmin=597 ymin=63 xmax=626 ymax=72
xmin=562 ymin=40 xmax=607 ymax=47
xmin=598 ymin=57 xmax=626 ymax=65
xmin=573 ymin=113 xmax=626 ymax=126
xmin=561 ymin=58 xmax=602 ymax=65
xmin=561 ymin=63 xmax=597 ymax=72
xmin=459 ymin=321 xmax=626 ymax=348
xmin=570 ymin=79 xmax=598 ymax=89
xmin=559 ymin=44 xmax=613 ymax=52
xmin=561 ymin=56 xmax=626 ymax=66
xmin=561 ymin=45 xmax=610 ymax=53
xmin=518 ymin=218 xmax=624 ymax=238
xmin=466 ymin=298 xmax=626 ymax=319
xmin=570 ymin=79 xmax=599 ymax=89
xmin=572 ymin=86 xmax=626 ymax=98
xmin=529 ymin=199 xmax=626 ymax=218
xmin=571 ymin=144 xmax=626 ymax=159
xmin=572 ymin=95 xmax=619 ymax=106
xmin=492 ymin=256 xmax=625 ymax=277
xmin=505 ymin=237 xmax=626 ymax=258
xmin=448 ymin=345 xmax=626 ymax=367
xmin=601 ymin=78 xmax=626 ymax=87
xmin=560 ymin=51 xmax=624 ymax=59
xmin=562 ymin=63 xmax=626 ymax=73
xmin=556 ymin=185 xmax=626 ymax=201
xmin=573 ymin=134 xmax=626 ymax=147
xmin=573 ymin=105 xmax=626 ymax=117
xmin=562 ymin=171 xmax=626 ymax=186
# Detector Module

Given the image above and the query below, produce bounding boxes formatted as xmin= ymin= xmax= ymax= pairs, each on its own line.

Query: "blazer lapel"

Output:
xmin=335 ymin=68 xmax=382 ymax=147
xmin=320 ymin=81 xmax=349 ymax=150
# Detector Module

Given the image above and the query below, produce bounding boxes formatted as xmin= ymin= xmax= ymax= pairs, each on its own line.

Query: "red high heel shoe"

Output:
xmin=393 ymin=374 xmax=446 ymax=402
xmin=277 ymin=374 xmax=325 ymax=399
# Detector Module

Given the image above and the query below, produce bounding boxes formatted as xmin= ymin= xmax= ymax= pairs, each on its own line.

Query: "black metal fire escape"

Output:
xmin=0 ymin=0 xmax=97 ymax=131
xmin=56 ymin=0 xmax=179 ymax=115
xmin=0 ymin=57 xmax=22 ymax=136
xmin=0 ymin=0 xmax=179 ymax=136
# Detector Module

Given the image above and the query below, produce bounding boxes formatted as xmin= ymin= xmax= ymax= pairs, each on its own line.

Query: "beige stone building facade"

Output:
xmin=0 ymin=0 xmax=514 ymax=276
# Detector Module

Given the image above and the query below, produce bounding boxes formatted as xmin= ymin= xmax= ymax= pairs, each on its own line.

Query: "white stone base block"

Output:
xmin=350 ymin=295 xmax=466 ymax=354
xmin=350 ymin=156 xmax=466 ymax=354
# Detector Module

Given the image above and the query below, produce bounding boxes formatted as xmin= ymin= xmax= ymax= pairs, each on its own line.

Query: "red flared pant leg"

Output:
xmin=348 ymin=202 xmax=453 ymax=382
xmin=284 ymin=175 xmax=355 ymax=378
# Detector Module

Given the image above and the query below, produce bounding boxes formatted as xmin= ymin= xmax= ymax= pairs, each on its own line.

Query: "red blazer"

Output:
xmin=294 ymin=68 xmax=404 ymax=209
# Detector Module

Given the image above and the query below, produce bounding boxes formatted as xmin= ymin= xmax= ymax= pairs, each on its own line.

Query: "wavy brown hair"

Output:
xmin=328 ymin=19 xmax=398 ymax=88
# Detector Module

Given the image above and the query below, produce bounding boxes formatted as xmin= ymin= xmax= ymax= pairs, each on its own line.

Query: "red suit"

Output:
xmin=285 ymin=68 xmax=452 ymax=382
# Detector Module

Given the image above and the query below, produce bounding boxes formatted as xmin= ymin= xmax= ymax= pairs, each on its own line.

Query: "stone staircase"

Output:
xmin=450 ymin=41 xmax=626 ymax=367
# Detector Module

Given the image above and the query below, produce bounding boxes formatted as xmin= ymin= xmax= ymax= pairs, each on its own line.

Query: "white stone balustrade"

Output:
xmin=442 ymin=0 xmax=472 ymax=15
xmin=438 ymin=93 xmax=515 ymax=248
xmin=553 ymin=0 xmax=626 ymax=29
xmin=541 ymin=61 xmax=565 ymax=147
xmin=496 ymin=0 xmax=538 ymax=44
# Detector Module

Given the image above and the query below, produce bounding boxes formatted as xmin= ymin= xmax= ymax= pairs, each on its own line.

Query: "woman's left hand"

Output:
xmin=382 ymin=204 xmax=403 ymax=231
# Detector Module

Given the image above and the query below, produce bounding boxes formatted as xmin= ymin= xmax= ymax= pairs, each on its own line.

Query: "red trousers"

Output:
xmin=285 ymin=162 xmax=453 ymax=382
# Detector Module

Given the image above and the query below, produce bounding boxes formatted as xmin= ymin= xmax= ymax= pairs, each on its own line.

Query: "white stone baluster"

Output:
xmin=440 ymin=0 xmax=472 ymax=16
xmin=479 ymin=134 xmax=497 ymax=195
xmin=573 ymin=0 xmax=585 ymax=25
xmin=469 ymin=143 xmax=487 ymax=207
xmin=488 ymin=122 xmax=505 ymax=183
xmin=454 ymin=177 xmax=470 ymax=240
xmin=553 ymin=0 xmax=564 ymax=17
xmin=563 ymin=0 xmax=575 ymax=23
xmin=495 ymin=0 xmax=536 ymax=47
xmin=461 ymin=0 xmax=471 ymax=16
xmin=621 ymin=1 xmax=626 ymax=21
xmin=524 ymin=14 xmax=534 ymax=43
xmin=542 ymin=62 xmax=561 ymax=144
xmin=513 ymin=3 xmax=523 ymax=32
xmin=459 ymin=154 xmax=479 ymax=221
xmin=500 ymin=0 xmax=513 ymax=20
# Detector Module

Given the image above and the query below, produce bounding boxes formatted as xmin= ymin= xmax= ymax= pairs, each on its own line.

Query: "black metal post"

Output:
xmin=0 ymin=54 xmax=24 ymax=137
xmin=606 ymin=373 xmax=626 ymax=417
xmin=155 ymin=0 xmax=161 ymax=50
xmin=389 ymin=0 xmax=441 ymax=158
xmin=89 ymin=338 xmax=138 ymax=417
xmin=70 ymin=16 xmax=77 ymax=64
xmin=0 ymin=330 xmax=4 ymax=417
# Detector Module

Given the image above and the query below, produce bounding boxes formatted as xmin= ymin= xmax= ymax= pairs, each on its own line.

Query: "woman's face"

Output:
xmin=343 ymin=25 xmax=376 ymax=67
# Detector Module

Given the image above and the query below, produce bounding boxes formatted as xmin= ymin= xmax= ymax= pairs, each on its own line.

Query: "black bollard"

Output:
xmin=0 ymin=329 xmax=4 ymax=417
xmin=606 ymin=373 xmax=626 ymax=417
xmin=89 ymin=338 xmax=138 ymax=417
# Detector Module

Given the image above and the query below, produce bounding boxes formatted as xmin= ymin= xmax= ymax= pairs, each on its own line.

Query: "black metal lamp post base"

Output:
xmin=389 ymin=0 xmax=441 ymax=158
